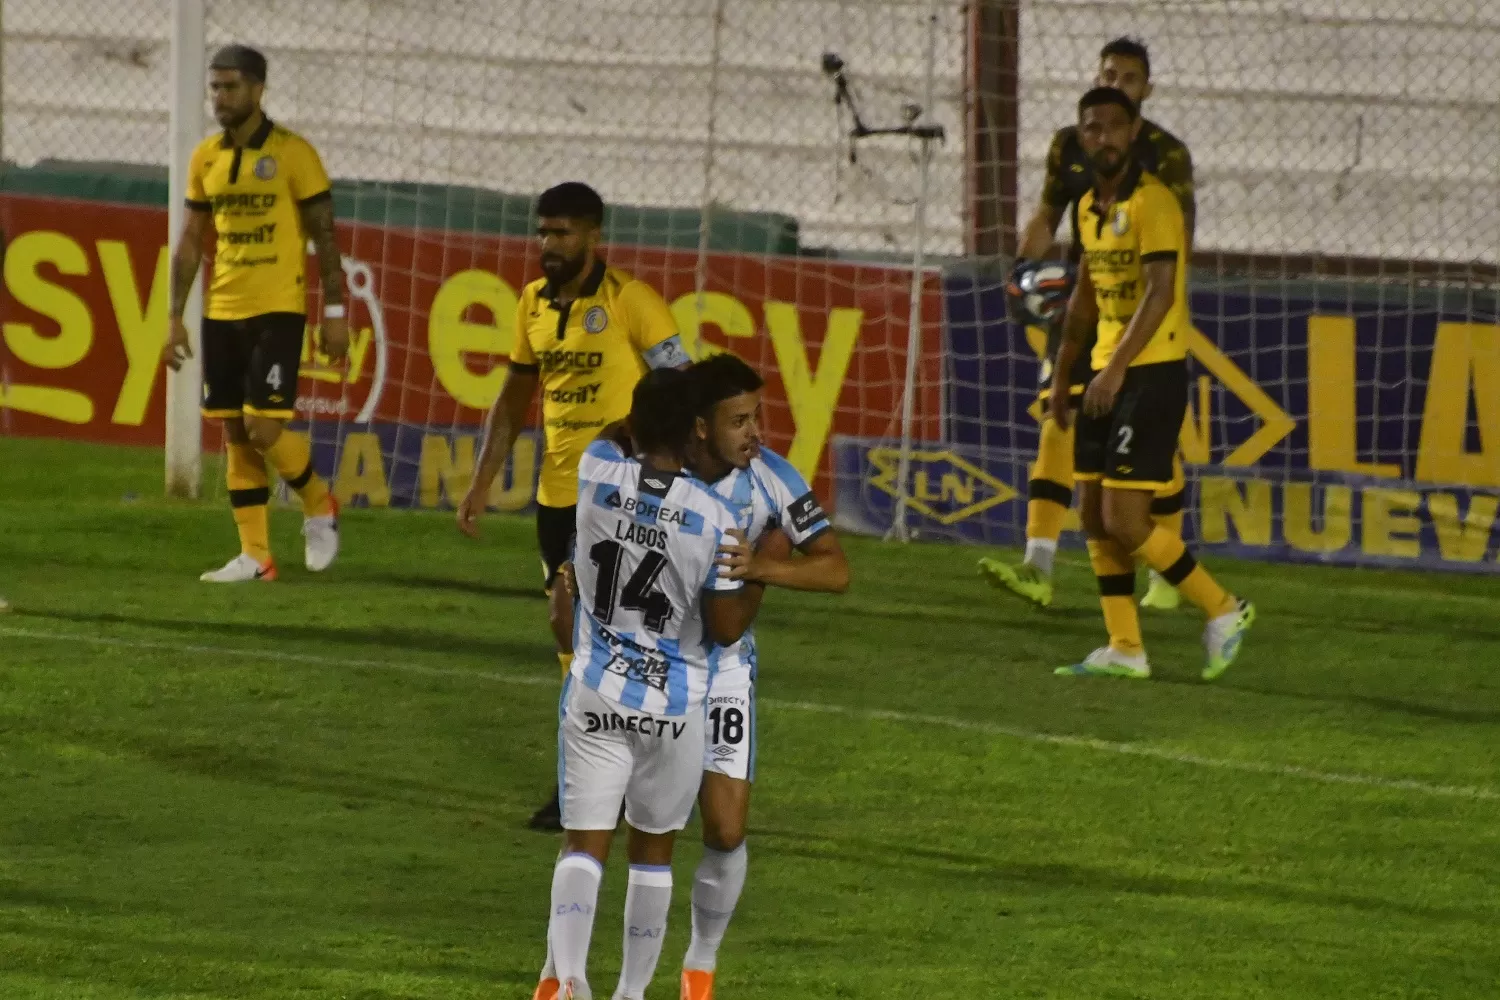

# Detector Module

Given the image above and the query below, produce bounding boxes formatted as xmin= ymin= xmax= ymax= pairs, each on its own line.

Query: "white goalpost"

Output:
xmin=165 ymin=0 xmax=205 ymax=499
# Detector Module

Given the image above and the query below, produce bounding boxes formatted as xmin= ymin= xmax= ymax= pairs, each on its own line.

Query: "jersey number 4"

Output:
xmin=589 ymin=539 xmax=674 ymax=633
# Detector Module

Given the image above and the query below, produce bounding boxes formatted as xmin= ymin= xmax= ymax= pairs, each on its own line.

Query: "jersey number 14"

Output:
xmin=589 ymin=539 xmax=674 ymax=633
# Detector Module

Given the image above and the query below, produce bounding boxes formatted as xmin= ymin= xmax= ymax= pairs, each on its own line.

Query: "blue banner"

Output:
xmin=840 ymin=273 xmax=1500 ymax=572
xmin=291 ymin=423 xmax=542 ymax=512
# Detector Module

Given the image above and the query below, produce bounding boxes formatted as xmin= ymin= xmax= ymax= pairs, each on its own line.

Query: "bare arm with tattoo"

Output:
xmin=162 ymin=208 xmax=211 ymax=371
xmin=299 ymin=195 xmax=349 ymax=361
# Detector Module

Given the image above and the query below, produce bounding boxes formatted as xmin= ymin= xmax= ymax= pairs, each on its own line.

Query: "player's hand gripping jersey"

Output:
xmin=559 ymin=438 xmax=745 ymax=834
xmin=568 ymin=439 xmax=743 ymax=716
xmin=698 ymin=446 xmax=831 ymax=781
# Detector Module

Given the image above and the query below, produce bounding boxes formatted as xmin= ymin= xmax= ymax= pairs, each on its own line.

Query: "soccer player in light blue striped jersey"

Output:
xmin=538 ymin=367 xmax=765 ymax=1000
xmin=679 ymin=353 xmax=851 ymax=1000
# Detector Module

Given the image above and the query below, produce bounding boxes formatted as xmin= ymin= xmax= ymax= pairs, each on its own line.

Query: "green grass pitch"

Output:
xmin=1 ymin=437 xmax=1497 ymax=999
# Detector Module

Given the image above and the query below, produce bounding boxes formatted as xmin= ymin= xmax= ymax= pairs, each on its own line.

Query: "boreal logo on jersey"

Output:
xmin=583 ymin=306 xmax=609 ymax=334
xmin=253 ymin=155 xmax=277 ymax=181
xmin=605 ymin=490 xmax=623 ymax=509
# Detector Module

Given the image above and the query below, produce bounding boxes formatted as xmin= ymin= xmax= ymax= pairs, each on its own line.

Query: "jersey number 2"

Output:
xmin=589 ymin=539 xmax=674 ymax=633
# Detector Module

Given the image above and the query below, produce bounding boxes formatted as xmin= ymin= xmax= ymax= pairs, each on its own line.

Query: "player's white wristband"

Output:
xmin=323 ymin=304 xmax=346 ymax=319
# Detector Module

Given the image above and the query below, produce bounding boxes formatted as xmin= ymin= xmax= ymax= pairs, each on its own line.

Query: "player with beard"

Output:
xmin=1050 ymin=87 xmax=1253 ymax=680
xmin=163 ymin=44 xmax=347 ymax=583
xmin=980 ymin=37 xmax=1195 ymax=612
xmin=458 ymin=182 xmax=690 ymax=831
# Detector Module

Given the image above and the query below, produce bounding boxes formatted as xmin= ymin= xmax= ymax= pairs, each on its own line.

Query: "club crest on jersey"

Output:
xmin=1111 ymin=206 xmax=1130 ymax=236
xmin=583 ymin=306 xmax=609 ymax=333
xmin=253 ymin=155 xmax=277 ymax=181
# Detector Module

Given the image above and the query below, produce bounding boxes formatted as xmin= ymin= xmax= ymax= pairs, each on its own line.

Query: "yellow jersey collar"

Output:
xmin=1086 ymin=158 xmax=1144 ymax=224
xmin=540 ymin=258 xmax=606 ymax=305
xmin=220 ymin=114 xmax=274 ymax=150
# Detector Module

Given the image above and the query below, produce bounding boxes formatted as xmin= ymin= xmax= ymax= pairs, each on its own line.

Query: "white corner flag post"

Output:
xmin=165 ymin=0 xmax=205 ymax=498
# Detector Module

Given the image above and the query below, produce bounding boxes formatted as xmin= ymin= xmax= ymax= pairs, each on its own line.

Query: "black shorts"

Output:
xmin=1038 ymin=314 xmax=1097 ymax=401
xmin=1074 ymin=360 xmax=1187 ymax=490
xmin=536 ymin=503 xmax=577 ymax=591
xmin=201 ymin=312 xmax=306 ymax=419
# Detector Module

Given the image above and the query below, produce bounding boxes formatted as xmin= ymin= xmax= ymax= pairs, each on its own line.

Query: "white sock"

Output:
xmin=612 ymin=864 xmax=673 ymax=1000
xmin=1024 ymin=538 xmax=1058 ymax=578
xmin=538 ymin=846 xmax=563 ymax=983
xmin=683 ymin=843 xmax=748 ymax=972
xmin=549 ymin=852 xmax=603 ymax=997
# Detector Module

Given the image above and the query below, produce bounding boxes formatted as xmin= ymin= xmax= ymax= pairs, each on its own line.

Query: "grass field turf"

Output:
xmin=1 ymin=436 xmax=1497 ymax=999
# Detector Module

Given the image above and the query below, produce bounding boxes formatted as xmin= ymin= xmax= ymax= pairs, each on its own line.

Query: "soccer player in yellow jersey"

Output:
xmin=1050 ymin=87 xmax=1254 ymax=681
xmin=456 ymin=182 xmax=689 ymax=830
xmin=981 ymin=37 xmax=1194 ymax=611
xmin=162 ymin=45 xmax=347 ymax=583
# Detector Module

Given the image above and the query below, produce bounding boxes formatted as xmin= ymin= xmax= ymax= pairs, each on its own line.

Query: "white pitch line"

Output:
xmin=4 ymin=624 xmax=1496 ymax=803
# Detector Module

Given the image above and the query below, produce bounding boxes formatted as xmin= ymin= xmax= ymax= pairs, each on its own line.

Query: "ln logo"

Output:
xmin=866 ymin=449 xmax=1017 ymax=525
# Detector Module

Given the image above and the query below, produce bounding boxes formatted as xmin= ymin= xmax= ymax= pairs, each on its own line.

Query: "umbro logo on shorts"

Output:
xmin=712 ymin=744 xmax=736 ymax=758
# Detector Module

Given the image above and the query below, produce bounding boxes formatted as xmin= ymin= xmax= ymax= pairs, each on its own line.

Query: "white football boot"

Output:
xmin=1055 ymin=645 xmax=1151 ymax=679
xmin=303 ymin=496 xmax=341 ymax=572
xmin=200 ymin=553 xmax=278 ymax=583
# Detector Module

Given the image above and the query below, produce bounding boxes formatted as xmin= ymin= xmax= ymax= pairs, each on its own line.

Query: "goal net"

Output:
xmin=193 ymin=0 xmax=961 ymax=519
xmin=952 ymin=0 xmax=1500 ymax=572
xmin=2 ymin=0 xmax=1498 ymax=572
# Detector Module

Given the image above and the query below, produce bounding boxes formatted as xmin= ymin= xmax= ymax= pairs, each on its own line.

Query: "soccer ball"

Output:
xmin=1009 ymin=261 xmax=1075 ymax=327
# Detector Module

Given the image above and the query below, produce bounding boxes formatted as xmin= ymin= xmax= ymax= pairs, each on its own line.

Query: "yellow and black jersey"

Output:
xmin=509 ymin=260 xmax=686 ymax=507
xmin=1042 ymin=116 xmax=1195 ymax=246
xmin=1075 ymin=163 xmax=1191 ymax=371
xmin=185 ymin=117 xmax=332 ymax=321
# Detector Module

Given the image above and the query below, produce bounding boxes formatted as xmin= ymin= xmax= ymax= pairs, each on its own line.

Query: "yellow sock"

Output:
xmin=1026 ymin=417 xmax=1075 ymax=543
xmin=1133 ymin=526 xmax=1236 ymax=619
xmin=558 ymin=652 xmax=572 ymax=679
xmin=227 ymin=442 xmax=271 ymax=563
xmin=1087 ymin=538 xmax=1142 ymax=656
xmin=264 ymin=431 xmax=333 ymax=517
xmin=1026 ymin=498 xmax=1069 ymax=544
xmin=1155 ymin=509 xmax=1185 ymax=539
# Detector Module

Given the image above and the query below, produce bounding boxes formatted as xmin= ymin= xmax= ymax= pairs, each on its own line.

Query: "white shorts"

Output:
xmin=557 ymin=677 xmax=705 ymax=835
xmin=702 ymin=666 xmax=756 ymax=782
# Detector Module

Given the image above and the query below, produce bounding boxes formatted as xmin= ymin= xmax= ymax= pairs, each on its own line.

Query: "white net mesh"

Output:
xmin=946 ymin=0 xmax=1500 ymax=570
xmin=5 ymin=0 xmax=1499 ymax=570
xmin=1015 ymin=0 xmax=1500 ymax=263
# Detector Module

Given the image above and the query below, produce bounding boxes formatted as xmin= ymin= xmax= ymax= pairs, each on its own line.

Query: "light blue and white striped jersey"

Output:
xmin=570 ymin=439 xmax=745 ymax=717
xmin=704 ymin=446 xmax=832 ymax=680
